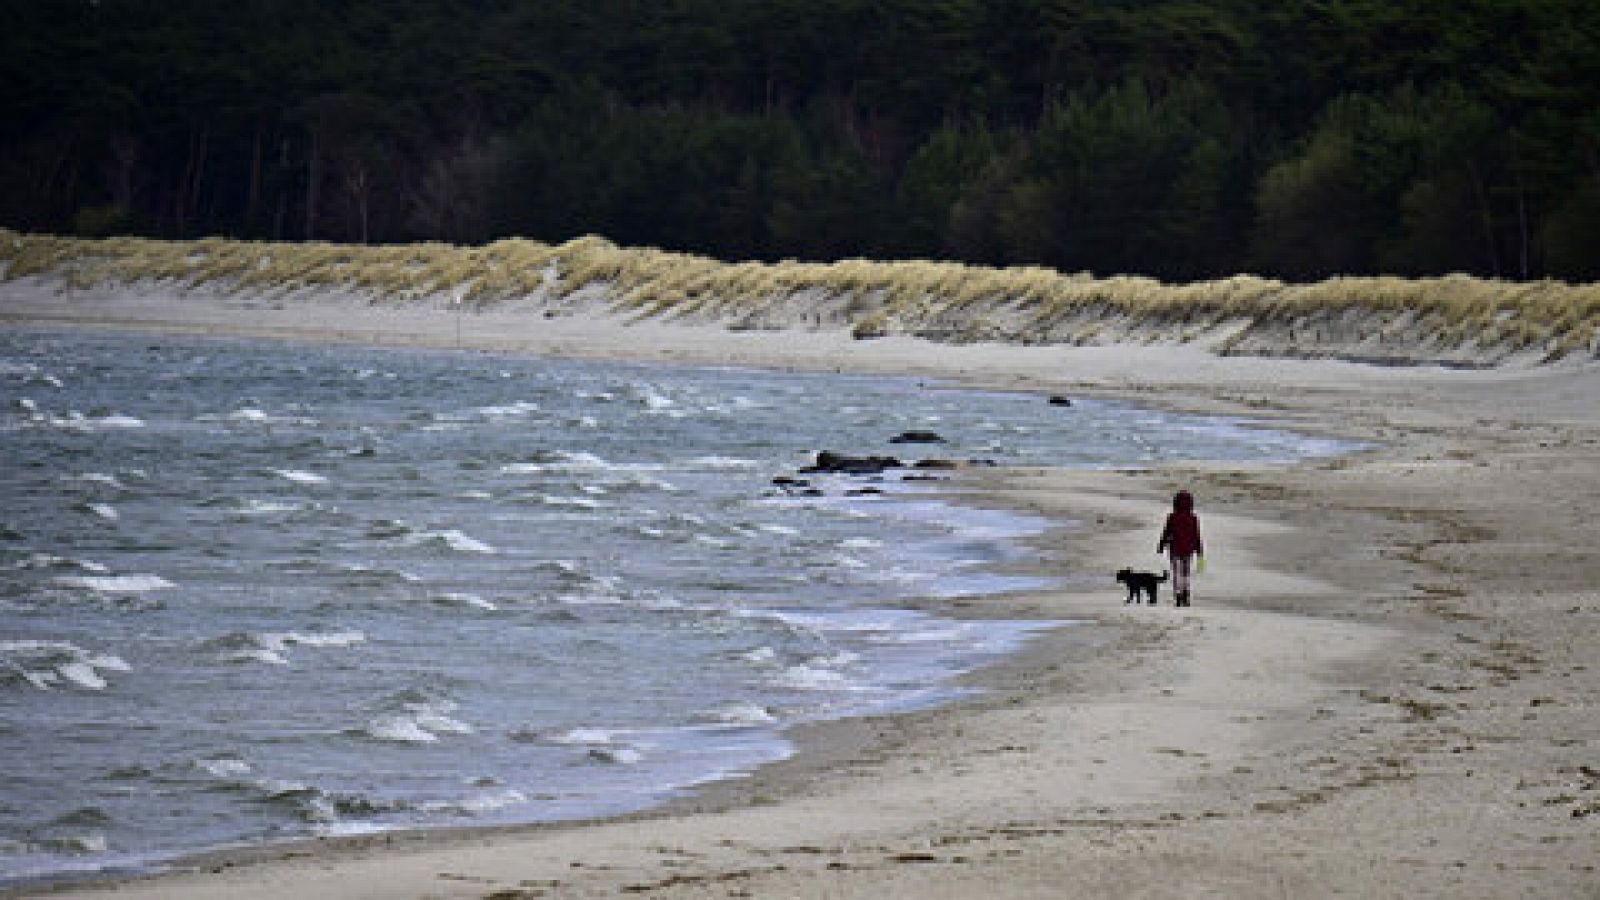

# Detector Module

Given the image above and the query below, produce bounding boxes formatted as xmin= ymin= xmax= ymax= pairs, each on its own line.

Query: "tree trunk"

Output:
xmin=305 ymin=131 xmax=321 ymax=241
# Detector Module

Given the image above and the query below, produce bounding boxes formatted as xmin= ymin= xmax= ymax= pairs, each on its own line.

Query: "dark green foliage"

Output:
xmin=1 ymin=0 xmax=1596 ymax=280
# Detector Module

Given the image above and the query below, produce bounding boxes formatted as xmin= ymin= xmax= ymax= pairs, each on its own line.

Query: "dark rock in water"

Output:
xmin=902 ymin=474 xmax=949 ymax=482
xmin=913 ymin=459 xmax=962 ymax=470
xmin=800 ymin=451 xmax=903 ymax=475
xmin=845 ymin=487 xmax=885 ymax=496
xmin=1048 ymin=395 xmax=1073 ymax=407
xmin=771 ymin=476 xmax=811 ymax=488
xmin=889 ymin=430 xmax=946 ymax=444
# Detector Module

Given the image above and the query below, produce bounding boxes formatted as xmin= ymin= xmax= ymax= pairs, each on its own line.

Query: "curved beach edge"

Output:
xmin=4 ymin=281 xmax=1599 ymax=899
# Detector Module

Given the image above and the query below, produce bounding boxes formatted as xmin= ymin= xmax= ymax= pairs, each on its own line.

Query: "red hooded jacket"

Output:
xmin=1158 ymin=491 xmax=1203 ymax=557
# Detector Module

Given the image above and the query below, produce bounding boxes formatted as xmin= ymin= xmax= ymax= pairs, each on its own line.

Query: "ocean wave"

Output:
xmin=28 ymin=410 xmax=145 ymax=432
xmin=685 ymin=455 xmax=760 ymax=470
xmin=501 ymin=451 xmax=665 ymax=476
xmin=204 ymin=408 xmax=320 ymax=427
xmin=55 ymin=573 xmax=173 ymax=593
xmin=692 ymin=702 xmax=778 ymax=726
xmin=271 ymin=468 xmax=328 ymax=485
xmin=62 ymin=472 xmax=125 ymax=490
xmin=410 ymin=528 xmax=497 ymax=555
xmin=434 ymin=591 xmax=498 ymax=611
xmin=78 ymin=503 xmax=119 ymax=521
xmin=208 ymin=629 xmax=365 ymax=666
xmin=473 ymin=401 xmax=541 ymax=418
xmin=0 ymin=640 xmax=131 ymax=691
xmin=360 ymin=692 xmax=473 ymax=744
xmin=419 ymin=787 xmax=529 ymax=816
xmin=13 ymin=553 xmax=110 ymax=574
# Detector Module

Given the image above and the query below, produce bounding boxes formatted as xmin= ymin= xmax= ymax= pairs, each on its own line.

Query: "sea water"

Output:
xmin=0 ymin=328 xmax=1352 ymax=884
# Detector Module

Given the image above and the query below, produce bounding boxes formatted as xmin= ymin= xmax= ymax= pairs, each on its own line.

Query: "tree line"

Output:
xmin=3 ymin=0 xmax=1596 ymax=281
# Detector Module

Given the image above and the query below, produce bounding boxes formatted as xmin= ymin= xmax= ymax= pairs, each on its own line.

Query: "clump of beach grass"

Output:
xmin=3 ymin=228 xmax=1596 ymax=364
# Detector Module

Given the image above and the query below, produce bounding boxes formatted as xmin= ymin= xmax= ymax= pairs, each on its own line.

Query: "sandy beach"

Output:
xmin=3 ymin=279 xmax=1598 ymax=898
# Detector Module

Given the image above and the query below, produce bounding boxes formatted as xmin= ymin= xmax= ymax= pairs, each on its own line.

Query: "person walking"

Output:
xmin=1157 ymin=490 xmax=1204 ymax=607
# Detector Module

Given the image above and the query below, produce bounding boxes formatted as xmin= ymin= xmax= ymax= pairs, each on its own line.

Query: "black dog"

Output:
xmin=1115 ymin=568 xmax=1169 ymax=605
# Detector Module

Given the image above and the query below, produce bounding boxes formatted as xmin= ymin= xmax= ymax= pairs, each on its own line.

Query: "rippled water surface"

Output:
xmin=0 ymin=328 xmax=1351 ymax=883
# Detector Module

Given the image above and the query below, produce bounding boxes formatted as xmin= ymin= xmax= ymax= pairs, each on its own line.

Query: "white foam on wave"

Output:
xmin=272 ymin=469 xmax=328 ymax=485
xmin=196 ymin=757 xmax=253 ymax=778
xmin=209 ymin=407 xmax=319 ymax=427
xmin=694 ymin=702 xmax=778 ymax=726
xmin=409 ymin=528 xmax=497 ymax=555
xmin=421 ymin=787 xmax=529 ymax=816
xmin=235 ymin=499 xmax=305 ymax=515
xmin=501 ymin=451 xmax=664 ymax=476
xmin=686 ymin=456 xmax=759 ymax=470
xmin=85 ymin=503 xmax=119 ymax=521
xmin=226 ymin=629 xmax=365 ymax=666
xmin=546 ymin=726 xmax=619 ymax=745
xmin=772 ymin=664 xmax=856 ymax=691
xmin=64 ymin=473 xmax=124 ymax=489
xmin=475 ymin=401 xmax=541 ymax=417
xmin=14 ymin=553 xmax=109 ymax=573
xmin=587 ymin=745 xmax=644 ymax=764
xmin=438 ymin=591 xmax=498 ymax=611
xmin=33 ymin=410 xmax=145 ymax=432
xmin=56 ymin=574 xmax=173 ymax=593
xmin=537 ymin=494 xmax=603 ymax=510
xmin=365 ymin=700 xmax=474 ymax=744
xmin=1 ymin=640 xmax=131 ymax=691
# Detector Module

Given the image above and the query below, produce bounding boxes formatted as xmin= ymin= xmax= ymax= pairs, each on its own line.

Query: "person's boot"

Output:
xmin=1177 ymin=590 xmax=1190 ymax=607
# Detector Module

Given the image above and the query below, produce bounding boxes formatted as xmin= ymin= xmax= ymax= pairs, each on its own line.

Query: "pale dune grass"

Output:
xmin=3 ymin=229 xmax=1596 ymax=363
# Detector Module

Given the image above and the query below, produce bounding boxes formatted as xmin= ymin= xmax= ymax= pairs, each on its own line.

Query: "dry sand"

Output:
xmin=3 ymin=280 xmax=1598 ymax=898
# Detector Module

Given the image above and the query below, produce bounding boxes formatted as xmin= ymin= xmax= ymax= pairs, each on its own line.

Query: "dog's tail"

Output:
xmin=1159 ymin=571 xmax=1170 ymax=582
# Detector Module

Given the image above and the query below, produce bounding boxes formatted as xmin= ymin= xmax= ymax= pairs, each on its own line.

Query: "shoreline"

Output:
xmin=4 ymin=285 xmax=1599 ymax=897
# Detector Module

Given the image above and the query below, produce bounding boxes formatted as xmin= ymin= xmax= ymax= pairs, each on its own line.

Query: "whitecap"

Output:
xmin=739 ymin=646 xmax=777 ymax=664
xmin=14 ymin=554 xmax=109 ymax=573
xmin=65 ymin=473 xmax=124 ymax=489
xmin=274 ymin=630 xmax=365 ymax=649
xmin=538 ymin=494 xmax=603 ymax=510
xmin=54 ymin=661 xmax=108 ymax=690
xmin=225 ymin=647 xmax=290 ymax=666
xmin=196 ymin=757 xmax=253 ymax=778
xmin=430 ymin=787 xmax=528 ymax=815
xmin=438 ymin=592 xmax=497 ymax=611
xmin=694 ymin=702 xmax=778 ymax=726
xmin=408 ymin=529 xmax=497 ymax=555
xmin=773 ymin=664 xmax=855 ymax=691
xmin=413 ymin=710 xmax=474 ymax=735
xmin=757 ymin=524 xmax=799 ymax=536
xmin=44 ymin=833 xmax=108 ymax=855
xmin=1 ymin=640 xmax=130 ymax=691
xmin=56 ymin=574 xmax=173 ymax=593
xmin=85 ymin=503 xmax=119 ymax=521
xmin=272 ymin=469 xmax=328 ymax=485
xmin=546 ymin=726 xmax=619 ymax=745
xmin=475 ymin=401 xmax=541 ymax=417
xmin=587 ymin=745 xmax=643 ymax=764
xmin=687 ymin=456 xmax=760 ymax=470
xmin=365 ymin=701 xmax=472 ymax=744
xmin=365 ymin=716 xmax=439 ymax=743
